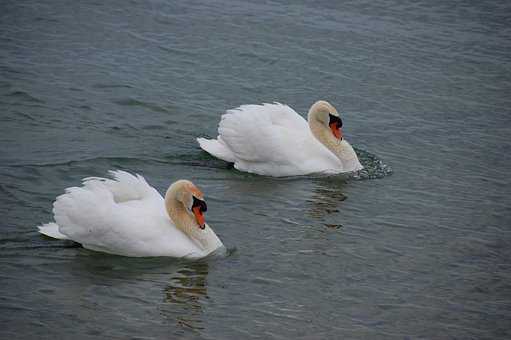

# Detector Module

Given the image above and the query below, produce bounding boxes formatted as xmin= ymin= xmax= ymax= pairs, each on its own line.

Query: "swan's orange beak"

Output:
xmin=192 ymin=206 xmax=206 ymax=230
xmin=329 ymin=122 xmax=343 ymax=140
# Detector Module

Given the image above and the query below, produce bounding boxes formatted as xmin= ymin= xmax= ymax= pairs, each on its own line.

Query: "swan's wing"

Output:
xmin=53 ymin=172 xmax=164 ymax=249
xmin=198 ymin=103 xmax=308 ymax=164
xmin=216 ymin=103 xmax=309 ymax=163
xmin=53 ymin=183 xmax=118 ymax=244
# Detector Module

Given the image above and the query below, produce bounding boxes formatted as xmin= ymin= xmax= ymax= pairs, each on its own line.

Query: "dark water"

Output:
xmin=1 ymin=0 xmax=511 ymax=338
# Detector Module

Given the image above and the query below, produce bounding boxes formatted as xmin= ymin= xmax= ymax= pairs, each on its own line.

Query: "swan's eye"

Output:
xmin=192 ymin=196 xmax=207 ymax=212
xmin=329 ymin=113 xmax=343 ymax=128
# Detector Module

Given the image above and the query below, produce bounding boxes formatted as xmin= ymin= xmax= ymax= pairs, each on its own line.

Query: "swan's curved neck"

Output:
xmin=165 ymin=194 xmax=195 ymax=236
xmin=309 ymin=118 xmax=346 ymax=159
xmin=165 ymin=189 xmax=221 ymax=253
xmin=308 ymin=118 xmax=362 ymax=172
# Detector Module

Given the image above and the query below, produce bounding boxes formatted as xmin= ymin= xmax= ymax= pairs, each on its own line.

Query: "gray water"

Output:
xmin=1 ymin=0 xmax=510 ymax=339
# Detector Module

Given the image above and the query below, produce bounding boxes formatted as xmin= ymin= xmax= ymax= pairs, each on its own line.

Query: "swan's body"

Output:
xmin=37 ymin=171 xmax=223 ymax=258
xmin=197 ymin=101 xmax=363 ymax=177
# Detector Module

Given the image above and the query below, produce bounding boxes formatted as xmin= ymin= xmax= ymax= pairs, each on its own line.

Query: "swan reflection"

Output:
xmin=161 ymin=261 xmax=209 ymax=331
xmin=306 ymin=179 xmax=346 ymax=226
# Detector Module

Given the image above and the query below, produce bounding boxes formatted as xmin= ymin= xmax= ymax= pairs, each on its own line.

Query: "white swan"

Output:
xmin=37 ymin=171 xmax=224 ymax=258
xmin=197 ymin=100 xmax=363 ymax=177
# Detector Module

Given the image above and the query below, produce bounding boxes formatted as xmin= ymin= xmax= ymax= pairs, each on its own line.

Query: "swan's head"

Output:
xmin=166 ymin=180 xmax=208 ymax=230
xmin=308 ymin=100 xmax=343 ymax=140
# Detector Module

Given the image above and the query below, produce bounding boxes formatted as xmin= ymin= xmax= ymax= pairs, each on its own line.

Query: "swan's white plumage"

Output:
xmin=37 ymin=171 xmax=223 ymax=258
xmin=198 ymin=102 xmax=363 ymax=177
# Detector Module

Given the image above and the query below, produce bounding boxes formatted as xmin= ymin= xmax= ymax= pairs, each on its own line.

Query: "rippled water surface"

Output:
xmin=1 ymin=0 xmax=511 ymax=339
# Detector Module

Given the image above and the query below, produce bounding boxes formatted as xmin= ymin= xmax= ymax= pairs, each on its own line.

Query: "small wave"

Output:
xmin=3 ymin=156 xmax=168 ymax=168
xmin=113 ymin=98 xmax=171 ymax=113
xmin=162 ymin=151 xmax=236 ymax=171
xmin=352 ymin=147 xmax=392 ymax=180
xmin=5 ymin=90 xmax=45 ymax=103
xmin=92 ymin=83 xmax=133 ymax=89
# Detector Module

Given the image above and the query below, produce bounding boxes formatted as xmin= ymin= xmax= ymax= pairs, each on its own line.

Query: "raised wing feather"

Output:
xmin=82 ymin=170 xmax=156 ymax=203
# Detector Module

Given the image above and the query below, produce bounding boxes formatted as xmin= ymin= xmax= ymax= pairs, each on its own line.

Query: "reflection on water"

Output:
xmin=306 ymin=180 xmax=347 ymax=228
xmin=55 ymin=251 xmax=212 ymax=335
xmin=67 ymin=251 xmax=184 ymax=280
xmin=161 ymin=261 xmax=209 ymax=332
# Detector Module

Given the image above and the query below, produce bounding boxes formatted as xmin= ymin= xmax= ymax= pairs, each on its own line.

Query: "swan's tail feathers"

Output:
xmin=197 ymin=137 xmax=236 ymax=163
xmin=38 ymin=222 xmax=69 ymax=240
